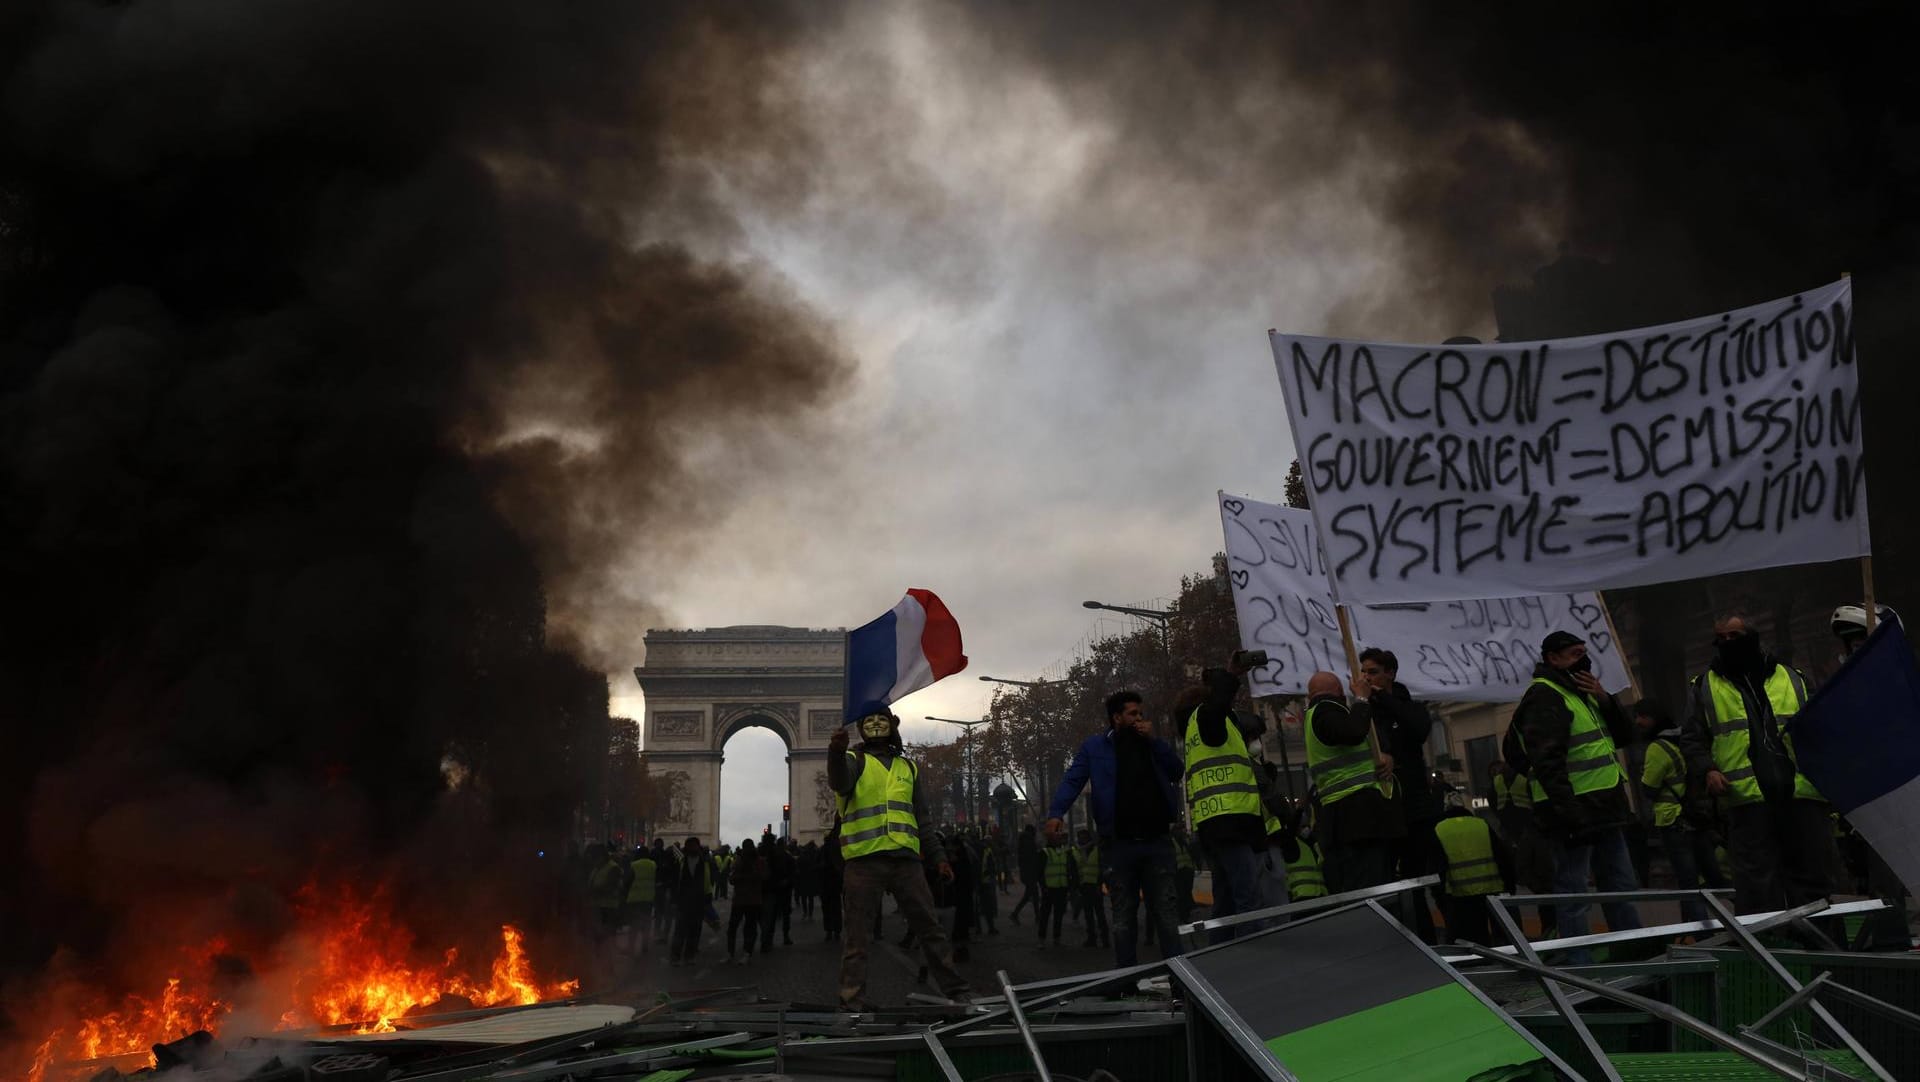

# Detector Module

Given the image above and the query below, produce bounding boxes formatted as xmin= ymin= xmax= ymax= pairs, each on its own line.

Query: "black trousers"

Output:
xmin=821 ymin=883 xmax=842 ymax=936
xmin=1078 ymin=883 xmax=1109 ymax=945
xmin=1728 ymin=799 xmax=1836 ymax=914
xmin=952 ymin=874 xmax=976 ymax=945
xmin=1397 ymin=820 xmax=1439 ymax=944
xmin=760 ymin=886 xmax=792 ymax=948
xmin=1326 ymin=839 xmax=1396 ymax=894
xmin=669 ymin=897 xmax=707 ymax=961
xmin=1011 ymin=879 xmax=1040 ymax=920
xmin=727 ymin=903 xmax=761 ymax=956
xmin=1443 ymin=895 xmax=1496 ymax=946
xmin=1037 ymin=886 xmax=1068 ymax=940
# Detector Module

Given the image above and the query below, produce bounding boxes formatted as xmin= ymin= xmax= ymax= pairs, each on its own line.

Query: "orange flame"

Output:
xmin=21 ymin=883 xmax=576 ymax=1080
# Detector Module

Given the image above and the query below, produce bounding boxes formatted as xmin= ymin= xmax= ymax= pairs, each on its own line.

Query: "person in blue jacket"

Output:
xmin=1047 ymin=689 xmax=1188 ymax=965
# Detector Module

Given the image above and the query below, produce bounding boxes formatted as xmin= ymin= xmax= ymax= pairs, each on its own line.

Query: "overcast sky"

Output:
xmin=593 ymin=8 xmax=1537 ymax=842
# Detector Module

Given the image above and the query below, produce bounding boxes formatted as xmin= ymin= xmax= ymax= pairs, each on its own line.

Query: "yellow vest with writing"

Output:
xmin=1184 ymin=709 xmax=1263 ymax=824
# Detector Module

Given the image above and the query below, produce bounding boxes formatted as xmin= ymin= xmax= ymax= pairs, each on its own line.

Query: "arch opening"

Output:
xmin=718 ymin=714 xmax=794 ymax=846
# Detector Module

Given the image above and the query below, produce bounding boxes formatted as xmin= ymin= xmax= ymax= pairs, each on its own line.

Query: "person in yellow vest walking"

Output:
xmin=1304 ymin=671 xmax=1403 ymax=894
xmin=1177 ymin=654 xmax=1270 ymax=943
xmin=1073 ymin=828 xmax=1109 ymax=948
xmin=1635 ymin=699 xmax=1726 ymax=924
xmin=1680 ymin=612 xmax=1838 ymax=914
xmin=1503 ymin=630 xmax=1642 ymax=956
xmin=1426 ymin=789 xmax=1514 ymax=946
xmin=827 ymin=710 xmax=971 ymax=1010
xmin=625 ymin=846 xmax=657 ymax=955
xmin=1037 ymin=829 xmax=1073 ymax=946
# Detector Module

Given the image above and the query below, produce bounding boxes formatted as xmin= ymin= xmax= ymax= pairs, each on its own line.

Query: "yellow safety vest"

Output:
xmin=1286 ymin=839 xmax=1328 ymax=900
xmin=836 ymin=753 xmax=922 ymax=859
xmin=1641 ymin=738 xmax=1687 ymax=828
xmin=626 ymin=857 xmax=657 ymax=904
xmin=1434 ymin=815 xmax=1503 ymax=897
xmin=1521 ymin=679 xmax=1623 ymax=803
xmin=1173 ymin=836 xmax=1194 ymax=871
xmin=1184 ymin=708 xmax=1263 ymax=824
xmin=1510 ymin=772 xmax=1533 ymax=811
xmin=1043 ymin=846 xmax=1070 ymax=888
xmin=1492 ymin=773 xmax=1512 ymax=811
xmin=979 ymin=846 xmax=1000 ymax=882
xmin=1702 ymin=666 xmax=1819 ymax=805
xmin=1305 ymin=700 xmax=1385 ymax=806
xmin=1078 ymin=844 xmax=1101 ymax=886
xmin=589 ymin=860 xmax=624 ymax=907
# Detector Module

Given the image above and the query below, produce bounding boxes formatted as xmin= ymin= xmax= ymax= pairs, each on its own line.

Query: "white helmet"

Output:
xmin=1831 ymin=603 xmax=1896 ymax=640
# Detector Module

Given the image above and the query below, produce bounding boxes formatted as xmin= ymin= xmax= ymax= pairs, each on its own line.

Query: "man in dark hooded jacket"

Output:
xmin=1356 ymin=648 xmax=1439 ymax=940
xmin=1503 ymin=630 xmax=1641 ymax=952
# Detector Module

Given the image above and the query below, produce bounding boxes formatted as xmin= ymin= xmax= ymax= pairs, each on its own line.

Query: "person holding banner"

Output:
xmin=1503 ymin=631 xmax=1642 ymax=952
xmin=1178 ymin=655 xmax=1269 ymax=943
xmin=1304 ymin=671 xmax=1404 ymax=894
xmin=1356 ymin=647 xmax=1441 ymax=942
xmin=1680 ymin=612 xmax=1836 ymax=915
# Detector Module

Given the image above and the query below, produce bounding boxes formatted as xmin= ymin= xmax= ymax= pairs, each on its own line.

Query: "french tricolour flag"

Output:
xmin=844 ymin=589 xmax=968 ymax=721
xmin=1790 ymin=616 xmax=1920 ymax=896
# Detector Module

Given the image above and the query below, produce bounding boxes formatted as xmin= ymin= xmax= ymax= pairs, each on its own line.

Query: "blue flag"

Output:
xmin=1789 ymin=617 xmax=1920 ymax=895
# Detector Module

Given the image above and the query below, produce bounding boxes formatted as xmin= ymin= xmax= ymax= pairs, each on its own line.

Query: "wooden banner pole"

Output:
xmin=1862 ymin=555 xmax=1879 ymax=632
xmin=1595 ymin=592 xmax=1641 ymax=702
xmin=1839 ymin=273 xmax=1878 ymax=634
xmin=1334 ymin=603 xmax=1386 ymax=765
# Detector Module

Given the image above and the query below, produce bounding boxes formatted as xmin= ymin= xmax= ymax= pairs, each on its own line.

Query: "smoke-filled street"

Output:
xmin=7 ymin=2 xmax=1920 ymax=1080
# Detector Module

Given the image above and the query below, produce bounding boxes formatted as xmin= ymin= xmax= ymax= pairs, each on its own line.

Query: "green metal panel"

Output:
xmin=1608 ymin=1050 xmax=1871 ymax=1080
xmin=1668 ymin=948 xmax=1920 ymax=1077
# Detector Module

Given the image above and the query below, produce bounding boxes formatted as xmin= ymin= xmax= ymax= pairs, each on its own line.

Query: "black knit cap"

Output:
xmin=1540 ymin=630 xmax=1584 ymax=658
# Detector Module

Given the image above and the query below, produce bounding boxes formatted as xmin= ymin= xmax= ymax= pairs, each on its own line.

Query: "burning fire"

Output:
xmin=23 ymin=883 xmax=577 ymax=1081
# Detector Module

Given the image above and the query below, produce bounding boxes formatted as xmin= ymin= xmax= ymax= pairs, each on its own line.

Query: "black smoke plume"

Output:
xmin=0 ymin=0 xmax=847 ymax=1027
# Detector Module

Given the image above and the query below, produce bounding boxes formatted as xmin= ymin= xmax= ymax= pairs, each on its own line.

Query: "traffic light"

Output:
xmin=782 ymin=803 xmax=791 ymax=821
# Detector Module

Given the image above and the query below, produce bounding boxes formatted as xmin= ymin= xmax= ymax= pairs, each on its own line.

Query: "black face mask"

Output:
xmin=1564 ymin=654 xmax=1593 ymax=675
xmin=1715 ymin=632 xmax=1762 ymax=670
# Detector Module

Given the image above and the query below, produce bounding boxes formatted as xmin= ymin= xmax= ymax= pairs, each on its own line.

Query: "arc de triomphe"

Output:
xmin=634 ymin=625 xmax=844 ymax=845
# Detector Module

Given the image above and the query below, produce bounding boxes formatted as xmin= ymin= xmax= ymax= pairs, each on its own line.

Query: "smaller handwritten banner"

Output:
xmin=1221 ymin=492 xmax=1631 ymax=702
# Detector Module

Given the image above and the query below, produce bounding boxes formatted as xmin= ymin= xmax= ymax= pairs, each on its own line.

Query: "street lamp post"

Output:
xmin=977 ymin=674 xmax=1074 ymax=834
xmin=1082 ymin=599 xmax=1175 ymax=665
xmin=926 ymin=715 xmax=987 ymax=825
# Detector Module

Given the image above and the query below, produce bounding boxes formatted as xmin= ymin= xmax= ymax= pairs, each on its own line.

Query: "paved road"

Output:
xmin=601 ymin=892 xmax=1156 ymax=1007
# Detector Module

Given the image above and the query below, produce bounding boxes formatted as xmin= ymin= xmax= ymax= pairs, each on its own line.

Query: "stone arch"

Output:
xmin=712 ymin=704 xmax=798 ymax=754
xmin=634 ymin=626 xmax=843 ymax=846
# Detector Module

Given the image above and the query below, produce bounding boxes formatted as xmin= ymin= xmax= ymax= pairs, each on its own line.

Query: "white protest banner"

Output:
xmin=1269 ymin=279 xmax=1870 ymax=603
xmin=1221 ymin=492 xmax=1631 ymax=702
